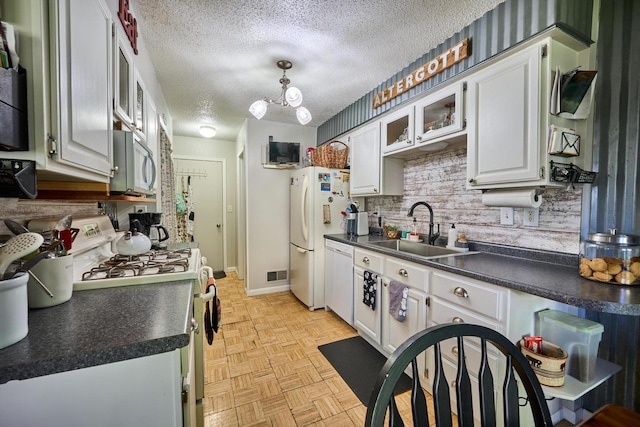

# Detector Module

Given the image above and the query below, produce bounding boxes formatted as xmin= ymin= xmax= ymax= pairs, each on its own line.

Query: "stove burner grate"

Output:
xmin=80 ymin=249 xmax=192 ymax=281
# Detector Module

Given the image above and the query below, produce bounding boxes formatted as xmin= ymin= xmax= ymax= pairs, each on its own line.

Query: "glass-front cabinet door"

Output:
xmin=134 ymin=68 xmax=146 ymax=139
xmin=414 ymin=82 xmax=465 ymax=147
xmin=381 ymin=104 xmax=414 ymax=155
xmin=114 ymin=29 xmax=134 ymax=126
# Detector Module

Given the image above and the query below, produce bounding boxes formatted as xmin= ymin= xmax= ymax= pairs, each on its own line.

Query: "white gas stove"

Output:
xmin=29 ymin=215 xmax=203 ymax=291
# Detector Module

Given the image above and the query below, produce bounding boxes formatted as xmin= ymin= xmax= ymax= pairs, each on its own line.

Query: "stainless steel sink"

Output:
xmin=369 ymin=240 xmax=461 ymax=257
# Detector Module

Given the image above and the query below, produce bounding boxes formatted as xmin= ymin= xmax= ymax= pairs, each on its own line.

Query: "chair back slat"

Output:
xmin=410 ymin=358 xmax=430 ymax=426
xmin=432 ymin=343 xmax=453 ymax=427
xmin=389 ymin=395 xmax=405 ymax=427
xmin=455 ymin=336 xmax=475 ymax=427
xmin=503 ymin=354 xmax=521 ymax=425
xmin=478 ymin=337 xmax=497 ymax=427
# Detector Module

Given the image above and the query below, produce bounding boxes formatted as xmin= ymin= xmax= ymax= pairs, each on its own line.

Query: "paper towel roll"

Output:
xmin=481 ymin=189 xmax=542 ymax=208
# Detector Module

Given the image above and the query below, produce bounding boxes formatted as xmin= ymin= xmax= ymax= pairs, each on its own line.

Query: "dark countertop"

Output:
xmin=0 ymin=280 xmax=193 ymax=385
xmin=325 ymin=234 xmax=640 ymax=316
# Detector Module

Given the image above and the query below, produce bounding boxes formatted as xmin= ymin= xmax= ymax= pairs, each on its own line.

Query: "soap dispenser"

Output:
xmin=447 ymin=223 xmax=457 ymax=248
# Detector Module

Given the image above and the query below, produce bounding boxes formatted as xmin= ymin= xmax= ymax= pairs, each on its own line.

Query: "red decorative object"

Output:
xmin=118 ymin=0 xmax=139 ymax=55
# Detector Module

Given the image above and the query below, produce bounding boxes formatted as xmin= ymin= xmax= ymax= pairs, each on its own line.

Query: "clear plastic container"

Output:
xmin=579 ymin=229 xmax=640 ymax=285
xmin=537 ymin=310 xmax=604 ymax=383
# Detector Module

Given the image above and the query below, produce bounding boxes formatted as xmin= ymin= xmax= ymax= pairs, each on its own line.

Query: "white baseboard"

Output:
xmin=245 ymin=284 xmax=290 ymax=296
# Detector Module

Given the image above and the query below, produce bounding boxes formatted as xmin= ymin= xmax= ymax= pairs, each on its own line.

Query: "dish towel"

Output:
xmin=363 ymin=270 xmax=378 ymax=310
xmin=389 ymin=280 xmax=408 ymax=322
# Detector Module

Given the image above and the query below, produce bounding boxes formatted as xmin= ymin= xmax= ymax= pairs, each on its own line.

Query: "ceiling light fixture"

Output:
xmin=249 ymin=60 xmax=312 ymax=125
xmin=199 ymin=125 xmax=217 ymax=138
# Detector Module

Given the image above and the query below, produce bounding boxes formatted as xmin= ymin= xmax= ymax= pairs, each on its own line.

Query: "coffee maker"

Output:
xmin=128 ymin=212 xmax=169 ymax=249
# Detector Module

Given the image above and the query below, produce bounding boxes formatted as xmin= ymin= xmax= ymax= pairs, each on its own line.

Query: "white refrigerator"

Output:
xmin=289 ymin=167 xmax=350 ymax=310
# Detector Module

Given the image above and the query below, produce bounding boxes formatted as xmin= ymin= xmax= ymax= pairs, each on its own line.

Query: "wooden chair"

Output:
xmin=365 ymin=323 xmax=553 ymax=426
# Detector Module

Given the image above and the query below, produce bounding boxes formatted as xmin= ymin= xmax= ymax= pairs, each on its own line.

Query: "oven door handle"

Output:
xmin=200 ymin=287 xmax=216 ymax=302
xmin=199 ymin=266 xmax=213 ymax=294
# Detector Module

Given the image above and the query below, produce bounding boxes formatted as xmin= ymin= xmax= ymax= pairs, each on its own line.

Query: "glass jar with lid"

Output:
xmin=580 ymin=229 xmax=640 ymax=285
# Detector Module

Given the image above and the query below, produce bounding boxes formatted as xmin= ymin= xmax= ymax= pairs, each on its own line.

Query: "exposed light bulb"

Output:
xmin=249 ymin=100 xmax=268 ymax=119
xmin=199 ymin=126 xmax=217 ymax=138
xmin=296 ymin=107 xmax=312 ymax=125
xmin=285 ymin=87 xmax=303 ymax=107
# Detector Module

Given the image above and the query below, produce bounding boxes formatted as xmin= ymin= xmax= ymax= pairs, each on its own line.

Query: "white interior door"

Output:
xmin=174 ymin=158 xmax=225 ymax=272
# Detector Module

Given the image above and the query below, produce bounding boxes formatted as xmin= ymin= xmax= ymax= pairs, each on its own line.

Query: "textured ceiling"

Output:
xmin=132 ymin=0 xmax=504 ymax=141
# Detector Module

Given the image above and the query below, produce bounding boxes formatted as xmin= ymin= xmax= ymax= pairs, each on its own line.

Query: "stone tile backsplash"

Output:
xmin=0 ymin=198 xmax=99 ymax=238
xmin=365 ymin=143 xmax=583 ymax=254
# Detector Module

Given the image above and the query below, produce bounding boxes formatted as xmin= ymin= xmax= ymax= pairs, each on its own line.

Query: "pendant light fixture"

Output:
xmin=249 ymin=60 xmax=312 ymax=125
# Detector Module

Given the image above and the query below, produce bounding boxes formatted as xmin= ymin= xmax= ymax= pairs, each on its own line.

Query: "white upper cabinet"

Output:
xmin=49 ymin=0 xmax=113 ymax=180
xmin=349 ymin=121 xmax=403 ymax=196
xmin=381 ymin=104 xmax=414 ymax=154
xmin=466 ymin=43 xmax=542 ymax=188
xmin=414 ymin=82 xmax=465 ymax=148
xmin=466 ymin=31 xmax=589 ymax=190
xmin=350 ymin=121 xmax=381 ymax=195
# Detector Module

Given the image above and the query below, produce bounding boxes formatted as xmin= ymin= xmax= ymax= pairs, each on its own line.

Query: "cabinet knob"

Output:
xmin=452 ymin=316 xmax=465 ymax=324
xmin=373 ymin=188 xmax=379 ymax=193
xmin=398 ymin=268 xmax=408 ymax=277
xmin=453 ymin=287 xmax=469 ymax=298
xmin=362 ymin=257 xmax=370 ymax=264
xmin=451 ymin=346 xmax=459 ymax=356
xmin=468 ymin=178 xmax=476 ymax=184
xmin=383 ymin=282 xmax=388 ymax=287
xmin=406 ymin=139 xmax=412 ymax=145
xmin=416 ymin=135 xmax=422 ymax=141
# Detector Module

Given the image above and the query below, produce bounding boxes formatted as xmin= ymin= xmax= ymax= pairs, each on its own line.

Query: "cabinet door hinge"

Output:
xmin=463 ymin=118 xmax=467 ymax=129
xmin=47 ymin=134 xmax=58 ymax=158
xmin=426 ymin=296 xmax=430 ymax=307
xmin=542 ymin=44 xmax=548 ymax=58
xmin=463 ymin=81 xmax=467 ymax=91
xmin=425 ymin=368 xmax=429 ymax=379
xmin=540 ymin=166 xmax=545 ymax=179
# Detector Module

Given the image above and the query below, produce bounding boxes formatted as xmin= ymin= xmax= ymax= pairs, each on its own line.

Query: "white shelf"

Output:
xmin=542 ymin=358 xmax=622 ymax=401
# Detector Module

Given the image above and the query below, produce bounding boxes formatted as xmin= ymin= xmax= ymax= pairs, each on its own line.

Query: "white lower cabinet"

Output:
xmin=354 ymin=248 xmax=384 ymax=345
xmin=381 ymin=257 xmax=428 ymax=355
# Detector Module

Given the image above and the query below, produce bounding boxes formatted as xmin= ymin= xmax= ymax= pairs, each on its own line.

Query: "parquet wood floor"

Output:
xmin=203 ymin=273 xmax=572 ymax=426
xmin=202 ymin=272 xmax=425 ymax=426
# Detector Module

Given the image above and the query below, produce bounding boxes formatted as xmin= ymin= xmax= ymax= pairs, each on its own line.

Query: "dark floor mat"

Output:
xmin=318 ymin=336 xmax=412 ymax=406
xmin=213 ymin=271 xmax=226 ymax=279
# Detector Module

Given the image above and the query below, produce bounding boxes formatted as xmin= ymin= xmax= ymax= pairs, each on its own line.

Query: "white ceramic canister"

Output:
xmin=27 ymin=254 xmax=74 ymax=308
xmin=0 ymin=272 xmax=29 ymax=350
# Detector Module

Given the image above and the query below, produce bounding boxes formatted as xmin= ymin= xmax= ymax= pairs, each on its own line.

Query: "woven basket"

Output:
xmin=520 ymin=339 xmax=568 ymax=387
xmin=312 ymin=140 xmax=349 ymax=168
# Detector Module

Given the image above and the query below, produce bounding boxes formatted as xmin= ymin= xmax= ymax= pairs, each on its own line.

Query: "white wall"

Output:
xmin=172 ymin=136 xmax=238 ymax=268
xmin=242 ymin=118 xmax=316 ymax=294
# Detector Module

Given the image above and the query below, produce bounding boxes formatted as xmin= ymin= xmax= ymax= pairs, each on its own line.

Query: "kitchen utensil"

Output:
xmin=54 ymin=228 xmax=79 ymax=251
xmin=27 ymin=270 xmax=54 ymax=298
xmin=4 ymin=219 xmax=29 ymax=235
xmin=0 ymin=233 xmax=45 ymax=277
xmin=2 ymin=249 xmax=54 ymax=281
xmin=54 ymin=214 xmax=73 ymax=232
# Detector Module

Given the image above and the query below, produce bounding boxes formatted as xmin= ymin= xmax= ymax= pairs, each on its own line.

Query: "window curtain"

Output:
xmin=159 ymin=129 xmax=178 ymax=243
